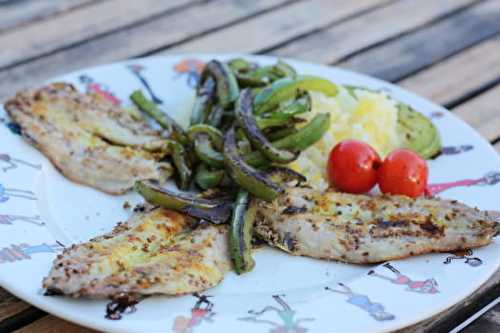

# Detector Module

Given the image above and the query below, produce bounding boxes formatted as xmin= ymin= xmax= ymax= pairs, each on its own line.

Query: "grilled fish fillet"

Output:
xmin=255 ymin=187 xmax=500 ymax=264
xmin=43 ymin=207 xmax=230 ymax=298
xmin=4 ymin=83 xmax=172 ymax=194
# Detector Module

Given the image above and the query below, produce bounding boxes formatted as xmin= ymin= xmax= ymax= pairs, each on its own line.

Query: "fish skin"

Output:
xmin=43 ymin=207 xmax=231 ymax=298
xmin=4 ymin=83 xmax=172 ymax=194
xmin=254 ymin=187 xmax=500 ymax=264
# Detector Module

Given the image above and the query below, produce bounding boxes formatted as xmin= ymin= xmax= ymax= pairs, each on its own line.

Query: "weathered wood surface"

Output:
xmin=0 ymin=0 xmax=499 ymax=332
xmin=340 ymin=0 xmax=500 ymax=82
xmin=0 ymin=0 xmax=96 ymax=32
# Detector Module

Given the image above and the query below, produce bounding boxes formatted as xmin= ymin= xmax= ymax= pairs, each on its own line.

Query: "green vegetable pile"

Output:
xmin=130 ymin=58 xmax=441 ymax=274
xmin=131 ymin=58 xmax=337 ymax=274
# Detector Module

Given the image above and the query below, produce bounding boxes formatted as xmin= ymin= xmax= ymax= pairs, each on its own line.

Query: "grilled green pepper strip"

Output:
xmin=235 ymin=73 xmax=270 ymax=88
xmin=229 ymin=190 xmax=256 ymax=274
xmin=267 ymin=93 xmax=311 ymax=119
xmin=194 ymin=134 xmax=224 ymax=168
xmin=274 ymin=112 xmax=330 ymax=150
xmin=265 ymin=127 xmax=297 ymax=141
xmin=203 ymin=60 xmax=239 ymax=109
xmin=167 ymin=140 xmax=192 ymax=190
xmin=207 ymin=105 xmax=224 ymax=128
xmin=135 ymin=181 xmax=232 ymax=224
xmin=195 ymin=164 xmax=225 ymax=190
xmin=236 ymin=89 xmax=298 ymax=164
xmin=130 ymin=90 xmax=188 ymax=144
xmin=227 ymin=58 xmax=254 ymax=72
xmin=190 ymin=77 xmax=215 ymax=125
xmin=272 ymin=59 xmax=296 ymax=78
xmin=245 ymin=113 xmax=331 ymax=167
xmin=187 ymin=124 xmax=224 ymax=150
xmin=254 ymin=75 xmax=338 ymax=115
xmin=224 ymin=126 xmax=284 ymax=201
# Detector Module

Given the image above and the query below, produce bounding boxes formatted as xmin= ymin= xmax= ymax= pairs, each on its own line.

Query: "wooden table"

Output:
xmin=0 ymin=0 xmax=499 ymax=332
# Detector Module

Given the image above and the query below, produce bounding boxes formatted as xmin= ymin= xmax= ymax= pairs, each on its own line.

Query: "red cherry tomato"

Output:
xmin=378 ymin=149 xmax=428 ymax=198
xmin=327 ymin=139 xmax=381 ymax=194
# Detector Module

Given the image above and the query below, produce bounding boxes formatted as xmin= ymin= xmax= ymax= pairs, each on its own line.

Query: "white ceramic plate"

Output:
xmin=0 ymin=54 xmax=499 ymax=333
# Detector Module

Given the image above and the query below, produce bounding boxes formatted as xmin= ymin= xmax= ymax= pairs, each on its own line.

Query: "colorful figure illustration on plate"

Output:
xmin=368 ymin=263 xmax=439 ymax=294
xmin=0 ymin=183 xmax=36 ymax=202
xmin=426 ymin=171 xmax=500 ymax=196
xmin=79 ymin=74 xmax=121 ymax=106
xmin=173 ymin=59 xmax=205 ymax=88
xmin=326 ymin=283 xmax=395 ymax=321
xmin=0 ymin=214 xmax=44 ymax=226
xmin=0 ymin=242 xmax=64 ymax=264
xmin=240 ymin=294 xmax=314 ymax=332
xmin=0 ymin=153 xmax=41 ymax=172
xmin=173 ymin=293 xmax=215 ymax=333
xmin=444 ymin=249 xmax=482 ymax=267
xmin=439 ymin=145 xmax=474 ymax=156
xmin=127 ymin=64 xmax=163 ymax=104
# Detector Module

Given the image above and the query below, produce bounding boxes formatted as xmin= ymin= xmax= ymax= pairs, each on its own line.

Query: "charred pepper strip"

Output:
xmin=227 ymin=58 xmax=254 ymax=72
xmin=167 ymin=140 xmax=192 ymax=190
xmin=229 ymin=190 xmax=256 ymax=274
xmin=273 ymin=112 xmax=330 ymax=150
xmin=135 ymin=181 xmax=232 ymax=224
xmin=236 ymin=89 xmax=298 ymax=164
xmin=244 ymin=113 xmax=331 ymax=167
xmin=224 ymin=126 xmax=284 ymax=201
xmin=130 ymin=90 xmax=188 ymax=144
xmin=194 ymin=134 xmax=224 ymax=168
xmin=267 ymin=93 xmax=311 ymax=119
xmin=187 ymin=124 xmax=224 ymax=150
xmin=272 ymin=59 xmax=296 ymax=78
xmin=265 ymin=127 xmax=297 ymax=141
xmin=207 ymin=105 xmax=224 ymax=128
xmin=195 ymin=164 xmax=225 ymax=190
xmin=254 ymin=76 xmax=338 ymax=115
xmin=203 ymin=60 xmax=239 ymax=109
xmin=190 ymin=77 xmax=215 ymax=125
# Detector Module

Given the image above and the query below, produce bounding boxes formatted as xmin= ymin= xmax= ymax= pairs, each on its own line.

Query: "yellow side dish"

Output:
xmin=289 ymin=86 xmax=402 ymax=190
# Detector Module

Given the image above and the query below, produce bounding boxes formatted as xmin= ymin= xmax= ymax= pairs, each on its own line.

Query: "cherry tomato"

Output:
xmin=327 ymin=139 xmax=381 ymax=194
xmin=378 ymin=148 xmax=428 ymax=198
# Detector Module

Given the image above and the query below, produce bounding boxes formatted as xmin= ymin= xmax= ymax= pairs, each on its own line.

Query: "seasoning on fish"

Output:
xmin=43 ymin=207 xmax=231 ymax=298
xmin=4 ymin=83 xmax=172 ymax=194
xmin=254 ymin=187 xmax=500 ymax=264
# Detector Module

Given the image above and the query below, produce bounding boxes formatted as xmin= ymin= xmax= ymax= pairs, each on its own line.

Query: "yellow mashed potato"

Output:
xmin=288 ymin=86 xmax=402 ymax=190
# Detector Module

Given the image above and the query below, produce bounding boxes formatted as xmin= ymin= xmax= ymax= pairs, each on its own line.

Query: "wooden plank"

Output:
xmin=0 ymin=289 xmax=30 ymax=324
xmin=0 ymin=0 xmax=292 ymax=102
xmin=164 ymin=0 xmax=389 ymax=54
xmin=400 ymin=36 xmax=500 ymax=106
xmin=0 ymin=0 xmax=199 ymax=69
xmin=453 ymin=84 xmax=500 ymax=141
xmin=272 ymin=0 xmax=478 ymax=64
xmin=339 ymin=0 xmax=500 ymax=82
xmin=462 ymin=301 xmax=500 ymax=333
xmin=0 ymin=0 xmax=96 ymax=33
xmin=13 ymin=316 xmax=97 ymax=333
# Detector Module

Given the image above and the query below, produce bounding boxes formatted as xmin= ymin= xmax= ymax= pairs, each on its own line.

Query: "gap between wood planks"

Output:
xmin=0 ymin=0 xmax=480 ymax=101
xmin=0 ymin=0 xmax=299 ymax=102
xmin=338 ymin=0 xmax=500 ymax=82
xmin=0 ymin=0 xmax=205 ymax=71
xmin=158 ymin=0 xmax=394 ymax=54
xmin=0 ymin=0 xmax=99 ymax=34
xmin=267 ymin=0 xmax=479 ymax=60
